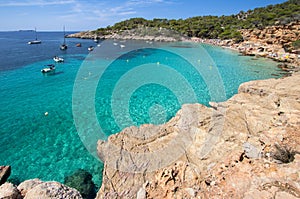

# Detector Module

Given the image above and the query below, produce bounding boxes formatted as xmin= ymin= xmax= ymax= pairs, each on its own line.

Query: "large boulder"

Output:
xmin=0 ymin=182 xmax=22 ymax=199
xmin=24 ymin=181 xmax=82 ymax=199
xmin=17 ymin=178 xmax=43 ymax=197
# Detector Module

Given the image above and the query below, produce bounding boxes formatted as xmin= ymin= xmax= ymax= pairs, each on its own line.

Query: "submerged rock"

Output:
xmin=64 ymin=169 xmax=96 ymax=199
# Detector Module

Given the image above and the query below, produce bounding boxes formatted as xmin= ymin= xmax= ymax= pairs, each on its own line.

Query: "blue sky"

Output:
xmin=0 ymin=0 xmax=287 ymax=31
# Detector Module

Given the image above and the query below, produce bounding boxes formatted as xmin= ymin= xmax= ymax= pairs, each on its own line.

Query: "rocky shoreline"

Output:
xmin=66 ymin=27 xmax=187 ymax=42
xmin=0 ymin=178 xmax=83 ymax=199
xmin=2 ymin=72 xmax=299 ymax=198
xmin=96 ymin=72 xmax=300 ymax=199
xmin=191 ymin=21 xmax=300 ymax=71
xmin=68 ymin=21 xmax=300 ymax=71
xmin=0 ymin=167 xmax=97 ymax=199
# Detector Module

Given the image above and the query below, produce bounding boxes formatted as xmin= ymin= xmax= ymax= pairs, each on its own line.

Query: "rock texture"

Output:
xmin=0 ymin=179 xmax=82 ymax=199
xmin=97 ymin=72 xmax=300 ymax=198
xmin=17 ymin=179 xmax=43 ymax=197
xmin=0 ymin=182 xmax=22 ymax=199
xmin=24 ymin=181 xmax=82 ymax=199
xmin=0 ymin=166 xmax=11 ymax=185
xmin=201 ymin=21 xmax=300 ymax=68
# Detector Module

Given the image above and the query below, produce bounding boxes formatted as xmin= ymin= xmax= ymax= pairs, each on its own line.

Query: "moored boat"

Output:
xmin=28 ymin=28 xmax=41 ymax=45
xmin=88 ymin=46 xmax=94 ymax=51
xmin=60 ymin=26 xmax=68 ymax=50
xmin=53 ymin=56 xmax=64 ymax=62
xmin=41 ymin=64 xmax=55 ymax=73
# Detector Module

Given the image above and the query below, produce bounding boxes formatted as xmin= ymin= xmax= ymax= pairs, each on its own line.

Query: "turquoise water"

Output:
xmin=0 ymin=33 xmax=283 ymax=189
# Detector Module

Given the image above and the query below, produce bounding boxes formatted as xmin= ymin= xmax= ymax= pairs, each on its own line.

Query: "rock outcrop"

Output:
xmin=0 ymin=179 xmax=83 ymax=199
xmin=0 ymin=166 xmax=11 ymax=185
xmin=201 ymin=21 xmax=300 ymax=68
xmin=24 ymin=181 xmax=82 ymax=199
xmin=97 ymin=72 xmax=300 ymax=198
xmin=237 ymin=21 xmax=300 ymax=66
xmin=17 ymin=179 xmax=43 ymax=197
xmin=0 ymin=182 xmax=22 ymax=199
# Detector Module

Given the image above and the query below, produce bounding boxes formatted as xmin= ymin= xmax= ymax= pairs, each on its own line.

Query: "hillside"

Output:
xmin=90 ymin=0 xmax=299 ymax=41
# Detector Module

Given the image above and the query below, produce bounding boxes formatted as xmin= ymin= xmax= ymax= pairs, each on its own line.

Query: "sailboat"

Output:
xmin=60 ymin=26 xmax=67 ymax=50
xmin=28 ymin=28 xmax=41 ymax=44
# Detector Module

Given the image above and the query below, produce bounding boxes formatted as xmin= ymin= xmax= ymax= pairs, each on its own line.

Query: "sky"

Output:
xmin=0 ymin=0 xmax=288 ymax=31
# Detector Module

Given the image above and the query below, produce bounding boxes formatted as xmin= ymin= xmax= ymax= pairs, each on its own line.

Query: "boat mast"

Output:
xmin=35 ymin=27 xmax=38 ymax=40
xmin=63 ymin=26 xmax=66 ymax=45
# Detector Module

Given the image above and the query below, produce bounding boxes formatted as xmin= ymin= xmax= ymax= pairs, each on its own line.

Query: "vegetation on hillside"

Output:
xmin=94 ymin=0 xmax=300 ymax=42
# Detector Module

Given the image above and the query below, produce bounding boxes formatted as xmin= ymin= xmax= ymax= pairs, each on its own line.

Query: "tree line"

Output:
xmin=93 ymin=0 xmax=300 ymax=42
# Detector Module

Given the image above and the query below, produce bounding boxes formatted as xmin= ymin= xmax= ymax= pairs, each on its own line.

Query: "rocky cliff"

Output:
xmin=96 ymin=72 xmax=300 ymax=199
xmin=202 ymin=21 xmax=300 ymax=68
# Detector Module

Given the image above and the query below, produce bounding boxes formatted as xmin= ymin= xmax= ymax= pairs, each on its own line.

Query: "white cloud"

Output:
xmin=118 ymin=11 xmax=137 ymax=16
xmin=127 ymin=0 xmax=172 ymax=6
xmin=0 ymin=0 xmax=75 ymax=7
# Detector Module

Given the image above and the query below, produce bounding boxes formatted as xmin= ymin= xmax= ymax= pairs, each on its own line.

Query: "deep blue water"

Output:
xmin=0 ymin=31 xmax=283 ymax=189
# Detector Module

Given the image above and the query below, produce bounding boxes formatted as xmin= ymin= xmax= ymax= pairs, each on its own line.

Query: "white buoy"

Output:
xmin=45 ymin=112 xmax=48 ymax=116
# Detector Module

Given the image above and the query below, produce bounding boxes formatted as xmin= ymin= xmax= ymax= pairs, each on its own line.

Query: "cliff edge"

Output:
xmin=97 ymin=72 xmax=300 ymax=198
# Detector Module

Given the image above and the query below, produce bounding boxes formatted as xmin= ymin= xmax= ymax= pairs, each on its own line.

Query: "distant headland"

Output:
xmin=18 ymin=30 xmax=34 ymax=32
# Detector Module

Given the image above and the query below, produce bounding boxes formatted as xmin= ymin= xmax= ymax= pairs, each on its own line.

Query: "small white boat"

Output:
xmin=41 ymin=64 xmax=55 ymax=73
xmin=88 ymin=46 xmax=94 ymax=51
xmin=53 ymin=56 xmax=64 ymax=62
xmin=120 ymin=44 xmax=125 ymax=48
xmin=28 ymin=40 xmax=41 ymax=45
xmin=113 ymin=42 xmax=118 ymax=46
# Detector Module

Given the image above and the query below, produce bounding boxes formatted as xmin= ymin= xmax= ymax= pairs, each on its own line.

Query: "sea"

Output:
xmin=0 ymin=31 xmax=284 ymax=189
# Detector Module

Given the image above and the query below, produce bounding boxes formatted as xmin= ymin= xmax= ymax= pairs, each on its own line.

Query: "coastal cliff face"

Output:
xmin=97 ymin=73 xmax=300 ymax=199
xmin=240 ymin=22 xmax=300 ymax=52
xmin=221 ymin=21 xmax=300 ymax=67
